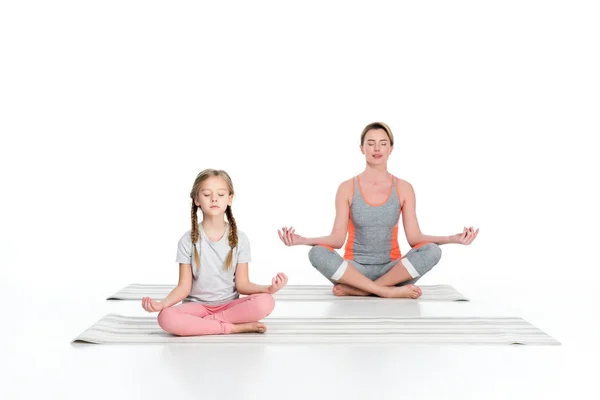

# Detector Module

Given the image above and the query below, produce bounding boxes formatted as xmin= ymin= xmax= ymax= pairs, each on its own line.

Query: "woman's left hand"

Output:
xmin=267 ymin=272 xmax=288 ymax=294
xmin=451 ymin=226 xmax=479 ymax=245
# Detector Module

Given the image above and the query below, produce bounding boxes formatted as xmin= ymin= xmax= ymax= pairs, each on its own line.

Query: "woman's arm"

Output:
xmin=235 ymin=263 xmax=288 ymax=295
xmin=279 ymin=179 xmax=352 ymax=249
xmin=400 ymin=180 xmax=478 ymax=246
xmin=141 ymin=264 xmax=193 ymax=312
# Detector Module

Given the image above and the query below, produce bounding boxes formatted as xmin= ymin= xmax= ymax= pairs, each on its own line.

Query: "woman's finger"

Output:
xmin=279 ymin=232 xmax=290 ymax=246
xmin=466 ymin=232 xmax=474 ymax=244
xmin=461 ymin=231 xmax=468 ymax=243
xmin=282 ymin=230 xmax=291 ymax=246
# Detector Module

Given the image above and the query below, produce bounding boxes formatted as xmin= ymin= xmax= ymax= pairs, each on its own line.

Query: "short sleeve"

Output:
xmin=176 ymin=231 xmax=193 ymax=265
xmin=237 ymin=231 xmax=251 ymax=263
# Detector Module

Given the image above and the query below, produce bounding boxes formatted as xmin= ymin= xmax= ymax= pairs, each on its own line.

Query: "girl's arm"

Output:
xmin=142 ymin=264 xmax=193 ymax=312
xmin=235 ymin=263 xmax=288 ymax=295
xmin=400 ymin=180 xmax=478 ymax=246
xmin=279 ymin=179 xmax=352 ymax=248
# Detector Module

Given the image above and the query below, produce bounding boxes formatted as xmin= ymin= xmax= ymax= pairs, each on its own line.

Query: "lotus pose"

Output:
xmin=278 ymin=122 xmax=478 ymax=299
xmin=143 ymin=169 xmax=288 ymax=335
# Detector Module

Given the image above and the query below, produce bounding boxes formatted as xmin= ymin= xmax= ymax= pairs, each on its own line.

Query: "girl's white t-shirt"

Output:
xmin=175 ymin=223 xmax=251 ymax=305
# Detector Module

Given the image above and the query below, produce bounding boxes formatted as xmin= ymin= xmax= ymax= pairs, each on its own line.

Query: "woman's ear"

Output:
xmin=228 ymin=194 xmax=234 ymax=207
xmin=360 ymin=145 xmax=365 ymax=155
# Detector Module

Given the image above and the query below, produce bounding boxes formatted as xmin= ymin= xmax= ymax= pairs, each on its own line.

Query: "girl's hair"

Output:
xmin=189 ymin=169 xmax=238 ymax=274
xmin=360 ymin=122 xmax=394 ymax=146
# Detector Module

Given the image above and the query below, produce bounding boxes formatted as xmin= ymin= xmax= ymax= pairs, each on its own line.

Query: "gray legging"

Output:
xmin=308 ymin=243 xmax=442 ymax=286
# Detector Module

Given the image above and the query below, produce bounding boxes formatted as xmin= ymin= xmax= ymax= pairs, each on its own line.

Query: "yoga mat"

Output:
xmin=107 ymin=284 xmax=469 ymax=302
xmin=73 ymin=314 xmax=560 ymax=345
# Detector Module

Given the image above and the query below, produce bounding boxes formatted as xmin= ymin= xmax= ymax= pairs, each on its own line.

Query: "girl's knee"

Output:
xmin=157 ymin=307 xmax=179 ymax=334
xmin=254 ymin=293 xmax=275 ymax=318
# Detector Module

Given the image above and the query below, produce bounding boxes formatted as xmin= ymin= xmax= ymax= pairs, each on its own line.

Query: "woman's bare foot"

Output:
xmin=332 ymin=284 xmax=370 ymax=297
xmin=383 ymin=284 xmax=422 ymax=299
xmin=230 ymin=322 xmax=267 ymax=334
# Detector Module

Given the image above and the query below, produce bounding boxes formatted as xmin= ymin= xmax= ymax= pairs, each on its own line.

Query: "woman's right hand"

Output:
xmin=450 ymin=227 xmax=479 ymax=245
xmin=277 ymin=226 xmax=307 ymax=246
xmin=142 ymin=296 xmax=165 ymax=313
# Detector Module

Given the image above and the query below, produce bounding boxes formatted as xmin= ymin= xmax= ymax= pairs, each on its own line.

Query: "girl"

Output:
xmin=278 ymin=122 xmax=478 ymax=299
xmin=142 ymin=169 xmax=288 ymax=336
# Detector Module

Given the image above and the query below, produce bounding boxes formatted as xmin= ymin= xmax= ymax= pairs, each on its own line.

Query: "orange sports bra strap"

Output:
xmin=395 ymin=177 xmax=402 ymax=209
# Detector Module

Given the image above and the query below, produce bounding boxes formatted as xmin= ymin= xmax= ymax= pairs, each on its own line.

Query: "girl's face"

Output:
xmin=361 ymin=128 xmax=393 ymax=164
xmin=194 ymin=176 xmax=233 ymax=215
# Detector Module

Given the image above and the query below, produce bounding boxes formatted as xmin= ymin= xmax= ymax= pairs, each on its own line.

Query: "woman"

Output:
xmin=278 ymin=122 xmax=478 ymax=298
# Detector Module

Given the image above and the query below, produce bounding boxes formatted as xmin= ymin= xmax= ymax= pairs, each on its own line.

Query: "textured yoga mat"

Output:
xmin=107 ymin=284 xmax=469 ymax=302
xmin=72 ymin=314 xmax=560 ymax=345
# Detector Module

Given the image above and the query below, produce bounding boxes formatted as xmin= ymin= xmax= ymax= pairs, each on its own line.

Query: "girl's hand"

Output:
xmin=267 ymin=272 xmax=288 ymax=294
xmin=277 ymin=226 xmax=307 ymax=246
xmin=142 ymin=296 xmax=165 ymax=313
xmin=450 ymin=226 xmax=479 ymax=245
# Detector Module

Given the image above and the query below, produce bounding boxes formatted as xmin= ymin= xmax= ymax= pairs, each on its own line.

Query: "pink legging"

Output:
xmin=157 ymin=293 xmax=275 ymax=336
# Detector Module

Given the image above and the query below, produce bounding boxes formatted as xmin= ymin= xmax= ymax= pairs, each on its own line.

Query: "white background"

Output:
xmin=1 ymin=1 xmax=598 ymax=399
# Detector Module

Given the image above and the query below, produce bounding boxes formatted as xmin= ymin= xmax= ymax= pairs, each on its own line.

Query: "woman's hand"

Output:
xmin=141 ymin=296 xmax=166 ymax=313
xmin=277 ymin=226 xmax=307 ymax=246
xmin=267 ymin=272 xmax=289 ymax=294
xmin=450 ymin=227 xmax=479 ymax=245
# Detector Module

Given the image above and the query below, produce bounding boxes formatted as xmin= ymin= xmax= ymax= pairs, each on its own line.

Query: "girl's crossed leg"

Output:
xmin=157 ymin=293 xmax=275 ymax=336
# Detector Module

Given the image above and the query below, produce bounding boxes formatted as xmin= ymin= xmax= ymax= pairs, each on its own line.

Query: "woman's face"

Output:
xmin=361 ymin=128 xmax=393 ymax=164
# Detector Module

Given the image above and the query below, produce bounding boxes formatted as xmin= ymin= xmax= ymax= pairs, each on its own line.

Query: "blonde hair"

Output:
xmin=189 ymin=169 xmax=238 ymax=274
xmin=360 ymin=122 xmax=394 ymax=146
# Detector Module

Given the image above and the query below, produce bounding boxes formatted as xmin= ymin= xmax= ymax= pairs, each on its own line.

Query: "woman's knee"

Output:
xmin=308 ymin=245 xmax=331 ymax=265
xmin=423 ymin=243 xmax=442 ymax=265
xmin=308 ymin=245 xmax=343 ymax=279
xmin=308 ymin=245 xmax=330 ymax=269
xmin=406 ymin=243 xmax=442 ymax=276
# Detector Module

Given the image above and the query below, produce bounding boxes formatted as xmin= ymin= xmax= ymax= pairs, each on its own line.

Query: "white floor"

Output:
xmin=1 ymin=279 xmax=597 ymax=400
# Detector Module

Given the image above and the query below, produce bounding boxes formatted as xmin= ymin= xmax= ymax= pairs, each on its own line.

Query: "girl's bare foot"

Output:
xmin=383 ymin=284 xmax=422 ymax=299
xmin=230 ymin=322 xmax=267 ymax=334
xmin=332 ymin=284 xmax=370 ymax=297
